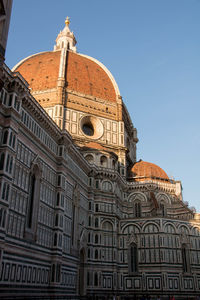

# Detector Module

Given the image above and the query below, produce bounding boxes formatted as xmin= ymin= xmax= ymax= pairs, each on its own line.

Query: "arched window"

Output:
xmin=95 ymin=234 xmax=98 ymax=244
xmin=95 ymin=218 xmax=98 ymax=228
xmin=5 ymin=184 xmax=9 ymax=201
xmin=27 ymin=174 xmax=36 ymax=228
xmin=89 ymin=201 xmax=92 ymax=210
xmin=1 ymin=182 xmax=9 ymax=201
xmin=135 ymin=202 xmax=141 ymax=218
xmin=129 ymin=243 xmax=138 ymax=273
xmin=102 ymin=181 xmax=112 ymax=192
xmin=0 ymin=208 xmax=2 ymax=226
xmin=12 ymin=135 xmax=16 ymax=148
xmin=9 ymin=157 xmax=13 ymax=174
xmin=88 ymin=216 xmax=91 ymax=227
xmin=5 ymin=154 xmax=10 ymax=172
xmin=54 ymin=233 xmax=57 ymax=246
xmin=160 ymin=202 xmax=166 ymax=217
xmin=95 ymin=249 xmax=98 ymax=259
xmin=88 ymin=248 xmax=90 ymax=258
xmin=56 ymin=192 xmax=60 ymax=206
xmin=0 ymin=153 xmax=5 ymax=170
xmin=1 ymin=209 xmax=6 ymax=228
xmin=87 ymin=272 xmax=90 ymax=286
xmin=85 ymin=154 xmax=94 ymax=164
xmin=100 ymin=155 xmax=108 ymax=168
xmin=112 ymin=160 xmax=116 ymax=169
xmin=102 ymin=221 xmax=113 ymax=232
xmin=2 ymin=130 xmax=8 ymax=144
xmin=51 ymin=264 xmax=55 ymax=282
xmin=55 ymin=214 xmax=59 ymax=226
xmin=9 ymin=132 xmax=13 ymax=146
xmin=182 ymin=244 xmax=190 ymax=273
xmin=94 ymin=272 xmax=98 ymax=286
xmin=2 ymin=182 xmax=6 ymax=200
xmin=8 ymin=94 xmax=12 ymax=106
xmin=88 ymin=233 xmax=91 ymax=243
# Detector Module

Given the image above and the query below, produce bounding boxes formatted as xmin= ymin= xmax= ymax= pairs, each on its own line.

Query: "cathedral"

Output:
xmin=0 ymin=13 xmax=200 ymax=299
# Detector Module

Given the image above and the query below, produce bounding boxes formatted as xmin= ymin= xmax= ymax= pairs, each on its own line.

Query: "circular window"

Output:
xmin=82 ymin=122 xmax=94 ymax=136
xmin=80 ymin=115 xmax=104 ymax=140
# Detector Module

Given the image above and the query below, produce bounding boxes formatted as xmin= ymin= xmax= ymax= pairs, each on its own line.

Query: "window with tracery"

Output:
xmin=182 ymin=244 xmax=190 ymax=273
xmin=134 ymin=201 xmax=141 ymax=217
xmin=95 ymin=249 xmax=98 ymax=259
xmin=95 ymin=234 xmax=98 ymax=244
xmin=100 ymin=155 xmax=108 ymax=168
xmin=129 ymin=243 xmax=138 ymax=273
xmin=94 ymin=272 xmax=98 ymax=286
xmin=160 ymin=201 xmax=166 ymax=217
xmin=27 ymin=174 xmax=36 ymax=228
xmin=0 ymin=153 xmax=5 ymax=170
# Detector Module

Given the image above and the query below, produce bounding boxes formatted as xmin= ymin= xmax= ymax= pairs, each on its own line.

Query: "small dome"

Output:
xmin=131 ymin=160 xmax=169 ymax=182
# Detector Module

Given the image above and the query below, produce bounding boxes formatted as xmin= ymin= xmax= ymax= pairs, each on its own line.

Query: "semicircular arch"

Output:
xmin=178 ymin=224 xmax=190 ymax=235
xmin=163 ymin=222 xmax=176 ymax=234
xmin=102 ymin=180 xmax=113 ymax=192
xmin=122 ymin=223 xmax=141 ymax=234
xmin=191 ymin=226 xmax=200 ymax=236
xmin=101 ymin=219 xmax=114 ymax=231
xmin=142 ymin=222 xmax=160 ymax=233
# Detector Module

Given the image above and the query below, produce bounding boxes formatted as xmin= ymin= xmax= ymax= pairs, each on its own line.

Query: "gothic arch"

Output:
xmin=30 ymin=162 xmax=42 ymax=177
xmin=128 ymin=192 xmax=147 ymax=203
xmin=156 ymin=192 xmax=171 ymax=205
xmin=25 ymin=162 xmax=42 ymax=240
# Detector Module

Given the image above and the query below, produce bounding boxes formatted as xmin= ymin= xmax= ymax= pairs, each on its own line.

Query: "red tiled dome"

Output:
xmin=131 ymin=160 xmax=169 ymax=181
xmin=65 ymin=52 xmax=116 ymax=102
xmin=14 ymin=51 xmax=61 ymax=91
xmin=13 ymin=50 xmax=117 ymax=102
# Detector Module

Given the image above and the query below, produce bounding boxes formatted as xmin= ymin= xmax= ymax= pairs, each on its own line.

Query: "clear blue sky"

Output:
xmin=6 ymin=0 xmax=200 ymax=211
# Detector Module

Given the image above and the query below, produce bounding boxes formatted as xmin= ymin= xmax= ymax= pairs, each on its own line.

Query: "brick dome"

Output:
xmin=13 ymin=50 xmax=118 ymax=102
xmin=131 ymin=160 xmax=169 ymax=182
xmin=13 ymin=51 xmax=61 ymax=91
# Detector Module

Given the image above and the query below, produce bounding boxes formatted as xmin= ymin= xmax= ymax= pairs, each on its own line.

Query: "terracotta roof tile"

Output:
xmin=14 ymin=50 xmax=117 ymax=102
xmin=66 ymin=52 xmax=116 ymax=102
xmin=15 ymin=51 xmax=61 ymax=91
xmin=131 ymin=160 xmax=169 ymax=181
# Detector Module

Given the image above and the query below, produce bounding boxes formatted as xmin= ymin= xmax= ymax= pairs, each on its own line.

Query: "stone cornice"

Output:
xmin=127 ymin=179 xmax=177 ymax=195
xmin=22 ymin=95 xmax=61 ymax=139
